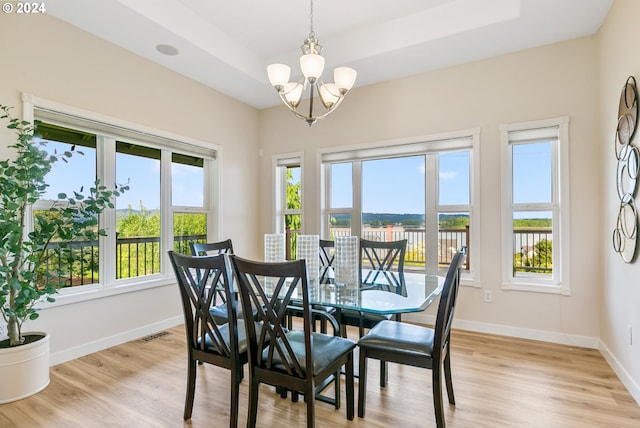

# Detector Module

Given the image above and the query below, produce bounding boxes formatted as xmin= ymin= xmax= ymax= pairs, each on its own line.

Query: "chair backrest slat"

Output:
xmin=232 ymin=256 xmax=314 ymax=380
xmin=169 ymin=251 xmax=238 ymax=359
xmin=433 ymin=249 xmax=466 ymax=359
xmin=359 ymin=238 xmax=407 ymax=296
xmin=319 ymin=239 xmax=336 ymax=284
xmin=190 ymin=239 xmax=234 ymax=256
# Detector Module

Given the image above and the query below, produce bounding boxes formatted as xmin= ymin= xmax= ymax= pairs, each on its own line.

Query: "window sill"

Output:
xmin=41 ymin=275 xmax=176 ymax=309
xmin=502 ymin=281 xmax=570 ymax=296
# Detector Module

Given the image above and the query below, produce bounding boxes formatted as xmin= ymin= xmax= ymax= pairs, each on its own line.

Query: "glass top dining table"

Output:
xmin=308 ymin=271 xmax=444 ymax=315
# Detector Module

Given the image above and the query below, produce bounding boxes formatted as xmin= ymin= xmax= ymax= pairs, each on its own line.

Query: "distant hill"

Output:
xmin=331 ymin=212 xmax=465 ymax=227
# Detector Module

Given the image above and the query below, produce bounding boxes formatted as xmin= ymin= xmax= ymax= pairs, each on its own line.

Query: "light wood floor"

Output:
xmin=2 ymin=325 xmax=639 ymax=428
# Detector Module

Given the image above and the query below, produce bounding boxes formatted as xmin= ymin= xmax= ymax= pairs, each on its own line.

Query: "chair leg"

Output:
xmin=357 ymin=349 xmax=368 ymax=418
xmin=444 ymin=352 xmax=455 ymax=405
xmin=306 ymin=385 xmax=316 ymax=428
xmin=379 ymin=360 xmax=388 ymax=387
xmin=334 ymin=370 xmax=341 ymax=409
xmin=248 ymin=379 xmax=260 ymax=428
xmin=184 ymin=358 xmax=197 ymax=420
xmin=432 ymin=365 xmax=445 ymax=428
xmin=346 ymin=354 xmax=355 ymax=421
xmin=230 ymin=369 xmax=241 ymax=428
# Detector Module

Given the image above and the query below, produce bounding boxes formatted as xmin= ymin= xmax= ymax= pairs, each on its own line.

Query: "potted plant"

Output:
xmin=0 ymin=105 xmax=127 ymax=402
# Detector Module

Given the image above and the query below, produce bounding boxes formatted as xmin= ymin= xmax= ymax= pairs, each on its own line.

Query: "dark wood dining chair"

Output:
xmin=231 ymin=255 xmax=356 ymax=428
xmin=357 ymin=249 xmax=467 ymax=428
xmin=339 ymin=238 xmax=407 ymax=338
xmin=168 ymin=251 xmax=249 ymax=427
xmin=190 ymin=239 xmax=235 ymax=325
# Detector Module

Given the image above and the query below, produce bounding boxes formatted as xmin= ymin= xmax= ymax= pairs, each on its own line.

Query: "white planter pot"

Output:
xmin=0 ymin=332 xmax=50 ymax=404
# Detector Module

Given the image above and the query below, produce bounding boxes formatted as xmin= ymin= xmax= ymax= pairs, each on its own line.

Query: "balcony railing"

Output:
xmin=286 ymin=226 xmax=553 ymax=274
xmin=44 ymin=227 xmax=552 ymax=287
xmin=42 ymin=234 xmax=207 ymax=287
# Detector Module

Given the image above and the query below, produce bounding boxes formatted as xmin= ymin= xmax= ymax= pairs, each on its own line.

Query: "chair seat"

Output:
xmin=265 ymin=331 xmax=356 ymax=376
xmin=358 ymin=320 xmax=435 ymax=357
xmin=200 ymin=319 xmax=263 ymax=355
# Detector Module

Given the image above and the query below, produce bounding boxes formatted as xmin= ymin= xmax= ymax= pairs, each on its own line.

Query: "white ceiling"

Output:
xmin=47 ymin=0 xmax=613 ymax=109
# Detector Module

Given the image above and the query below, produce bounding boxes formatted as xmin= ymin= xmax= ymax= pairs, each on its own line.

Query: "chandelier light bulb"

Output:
xmin=300 ymin=53 xmax=325 ymax=81
xmin=284 ymin=83 xmax=304 ymax=107
xmin=267 ymin=64 xmax=291 ymax=89
xmin=334 ymin=67 xmax=357 ymax=92
xmin=319 ymin=83 xmax=340 ymax=108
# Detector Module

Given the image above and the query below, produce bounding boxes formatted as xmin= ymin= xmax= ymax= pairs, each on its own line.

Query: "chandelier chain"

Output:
xmin=309 ymin=0 xmax=315 ymax=38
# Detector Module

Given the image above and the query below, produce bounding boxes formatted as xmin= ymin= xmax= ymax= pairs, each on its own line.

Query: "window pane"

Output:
xmin=512 ymin=142 xmax=552 ymax=204
xmin=285 ymin=214 xmax=301 ymax=259
xmin=329 ymin=214 xmax=351 ymax=238
xmin=439 ymin=151 xmax=470 ymax=206
xmin=37 ymin=135 xmax=99 ymax=287
xmin=512 ymin=211 xmax=553 ymax=277
xmin=173 ymin=212 xmax=207 ymax=255
xmin=438 ymin=212 xmax=469 ymax=272
xmin=362 ymin=156 xmax=425 ymax=217
xmin=330 ymin=163 xmax=352 ymax=208
xmin=286 ymin=166 xmax=301 ymax=210
xmin=172 ymin=154 xmax=204 ymax=207
xmin=116 ymin=142 xmax=161 ymax=279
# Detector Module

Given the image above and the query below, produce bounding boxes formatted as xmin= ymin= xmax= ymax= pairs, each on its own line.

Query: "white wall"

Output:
xmin=260 ymin=36 xmax=601 ymax=344
xmin=597 ymin=0 xmax=640 ymax=404
xmin=0 ymin=14 xmax=261 ymax=363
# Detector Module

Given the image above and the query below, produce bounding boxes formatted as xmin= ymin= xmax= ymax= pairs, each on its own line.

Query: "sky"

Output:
xmin=40 ymin=140 xmax=203 ymax=210
xmin=330 ymin=152 xmax=471 ymax=214
xmin=41 ymin=139 xmax=552 ymax=217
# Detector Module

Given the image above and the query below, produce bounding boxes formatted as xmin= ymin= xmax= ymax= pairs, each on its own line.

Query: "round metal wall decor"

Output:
xmin=613 ymin=76 xmax=639 ymax=263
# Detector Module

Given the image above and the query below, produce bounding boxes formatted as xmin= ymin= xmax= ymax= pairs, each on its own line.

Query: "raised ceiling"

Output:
xmin=47 ymin=0 xmax=613 ymax=109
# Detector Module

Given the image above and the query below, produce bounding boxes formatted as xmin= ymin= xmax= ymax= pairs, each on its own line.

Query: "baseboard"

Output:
xmin=49 ymin=316 xmax=183 ymax=366
xmin=599 ymin=340 xmax=640 ymax=405
xmin=451 ymin=318 xmax=600 ymax=349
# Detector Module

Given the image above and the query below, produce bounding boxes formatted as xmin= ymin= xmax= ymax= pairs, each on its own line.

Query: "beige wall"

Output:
xmin=597 ymin=0 xmax=640 ymax=402
xmin=260 ymin=36 xmax=601 ymax=342
xmin=0 ymin=14 xmax=260 ymax=361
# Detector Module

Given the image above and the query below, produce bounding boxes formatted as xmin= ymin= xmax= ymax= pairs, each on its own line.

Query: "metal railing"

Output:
xmin=513 ymin=228 xmax=552 ymax=274
xmin=45 ymin=227 xmax=552 ymax=287
xmin=286 ymin=226 xmax=553 ymax=274
xmin=42 ymin=234 xmax=207 ymax=286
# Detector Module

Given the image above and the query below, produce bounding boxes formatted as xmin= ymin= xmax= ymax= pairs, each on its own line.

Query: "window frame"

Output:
xmin=500 ymin=116 xmax=571 ymax=295
xmin=21 ymin=93 xmax=220 ymax=301
xmin=318 ymin=129 xmax=481 ymax=285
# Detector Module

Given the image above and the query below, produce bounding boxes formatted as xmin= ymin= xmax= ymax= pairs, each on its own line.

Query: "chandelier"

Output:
xmin=266 ymin=0 xmax=357 ymax=126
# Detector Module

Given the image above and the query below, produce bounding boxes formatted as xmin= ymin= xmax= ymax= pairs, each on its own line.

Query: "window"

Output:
xmin=501 ymin=117 xmax=570 ymax=294
xmin=274 ymin=154 xmax=302 ymax=259
xmin=321 ymin=130 xmax=479 ymax=279
xmin=25 ymin=95 xmax=217 ymax=293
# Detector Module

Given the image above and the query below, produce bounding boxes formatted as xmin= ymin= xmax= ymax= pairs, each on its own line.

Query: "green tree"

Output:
xmin=117 ymin=202 xmax=160 ymax=238
xmin=285 ymin=167 xmax=301 ymax=231
xmin=532 ymin=238 xmax=552 ymax=268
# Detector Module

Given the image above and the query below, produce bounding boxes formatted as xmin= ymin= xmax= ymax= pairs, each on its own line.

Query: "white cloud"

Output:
xmin=440 ymin=171 xmax=457 ymax=180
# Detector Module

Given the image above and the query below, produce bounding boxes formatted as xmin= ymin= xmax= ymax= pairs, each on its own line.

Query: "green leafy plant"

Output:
xmin=0 ymin=105 xmax=128 ymax=347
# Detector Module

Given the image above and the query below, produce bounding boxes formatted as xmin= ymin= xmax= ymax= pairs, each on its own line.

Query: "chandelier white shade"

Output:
xmin=266 ymin=0 xmax=357 ymax=126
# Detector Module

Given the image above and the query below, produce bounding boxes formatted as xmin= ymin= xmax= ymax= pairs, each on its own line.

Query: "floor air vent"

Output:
xmin=140 ymin=331 xmax=170 ymax=342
